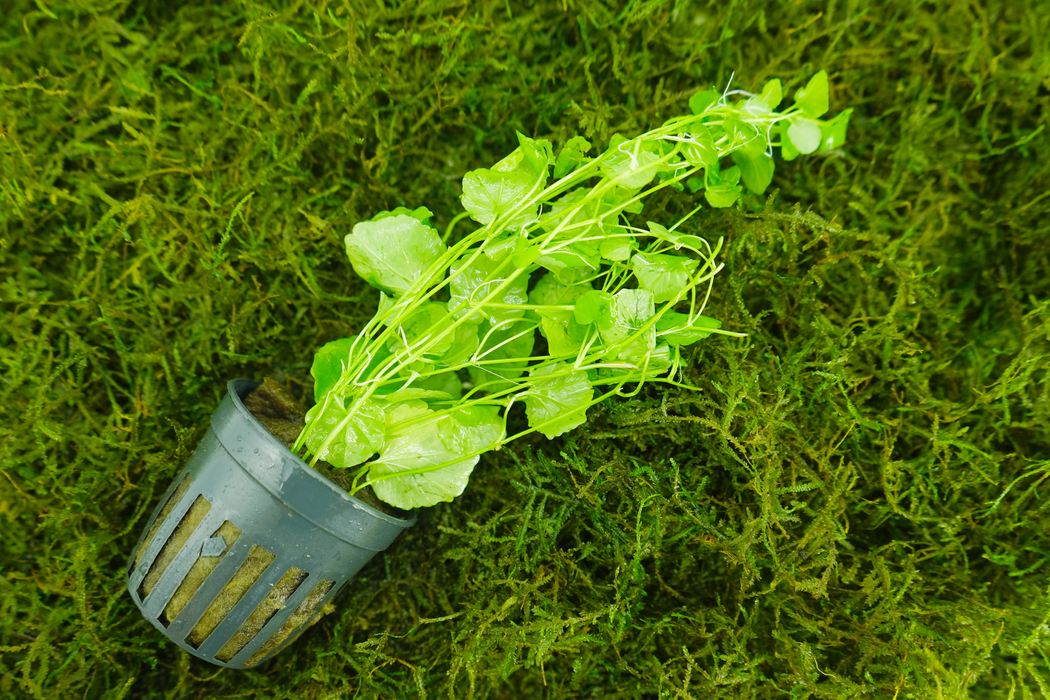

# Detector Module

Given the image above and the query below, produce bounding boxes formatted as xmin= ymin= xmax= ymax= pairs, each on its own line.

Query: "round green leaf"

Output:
xmin=304 ymin=396 xmax=386 ymax=470
xmin=787 ymin=118 xmax=822 ymax=155
xmin=523 ymin=363 xmax=593 ymax=439
xmin=345 ymin=214 xmax=446 ymax=296
xmin=794 ymin=70 xmax=829 ymax=119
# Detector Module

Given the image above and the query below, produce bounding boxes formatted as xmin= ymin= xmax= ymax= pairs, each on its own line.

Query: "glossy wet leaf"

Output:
xmin=704 ymin=182 xmax=742 ymax=208
xmin=787 ymin=118 xmax=822 ymax=154
xmin=646 ymin=222 xmax=707 ymax=253
xmin=749 ymin=78 xmax=782 ymax=113
xmin=437 ymin=320 xmax=480 ymax=368
xmin=731 ymin=150 xmax=776 ymax=194
xmin=599 ymin=237 xmax=633 ymax=261
xmin=599 ymin=342 xmax=673 ymax=379
xmin=688 ymin=88 xmax=720 ymax=115
xmin=414 ymin=370 xmax=464 ymax=399
xmin=656 ymin=312 xmax=722 ymax=346
xmin=529 ymin=272 xmax=592 ymax=356
xmin=514 ymin=131 xmax=554 ymax=176
xmin=387 ymin=302 xmax=455 ymax=359
xmin=553 ymin=135 xmax=591 ymax=179
xmin=704 ymin=165 xmax=742 ymax=208
xmin=779 ymin=121 xmax=801 ymax=161
xmin=449 ymin=250 xmax=528 ymax=325
xmin=600 ymin=135 xmax=666 ymax=189
xmin=539 ymin=187 xmax=638 ymax=266
xmin=345 ymin=214 xmax=447 ymax=296
xmin=523 ymin=363 xmax=593 ymax=439
xmin=370 ymin=402 xmax=497 ymax=509
xmin=794 ymin=70 xmax=829 ymax=118
xmin=312 ymin=336 xmax=394 ymax=400
xmin=311 ymin=336 xmax=359 ymax=401
xmin=818 ymin=107 xmax=853 ymax=151
xmin=721 ymin=118 xmax=766 ymax=157
xmin=599 ymin=288 xmax=656 ymax=363
xmin=370 ymin=206 xmax=434 ymax=226
xmin=468 ymin=320 xmax=536 ymax=395
xmin=573 ymin=289 xmax=615 ymax=326
xmin=461 ymin=167 xmax=544 ymax=231
xmin=381 ymin=387 xmax=455 ymax=403
xmin=304 ymin=396 xmax=385 ymax=470
xmin=540 ymin=189 xmax=612 ymax=239
xmin=440 ymin=405 xmax=504 ymax=455
xmin=681 ymin=125 xmax=717 ymax=167
xmin=631 ymin=253 xmax=701 ymax=303
xmin=535 ymin=241 xmax=601 ymax=276
xmin=461 ymin=134 xmax=551 ymax=230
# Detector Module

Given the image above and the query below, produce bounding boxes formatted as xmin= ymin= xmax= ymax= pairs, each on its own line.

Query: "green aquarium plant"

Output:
xmin=293 ymin=71 xmax=852 ymax=510
xmin=126 ymin=70 xmax=851 ymax=670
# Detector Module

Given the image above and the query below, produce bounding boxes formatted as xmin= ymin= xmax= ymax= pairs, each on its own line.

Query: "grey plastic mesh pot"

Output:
xmin=126 ymin=379 xmax=415 ymax=669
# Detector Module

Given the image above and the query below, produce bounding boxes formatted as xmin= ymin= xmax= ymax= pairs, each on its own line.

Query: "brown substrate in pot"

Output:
xmin=243 ymin=377 xmax=406 ymax=519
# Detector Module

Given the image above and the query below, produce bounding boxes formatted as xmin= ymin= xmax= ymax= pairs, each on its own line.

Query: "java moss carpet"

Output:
xmin=2 ymin=1 xmax=1048 ymax=698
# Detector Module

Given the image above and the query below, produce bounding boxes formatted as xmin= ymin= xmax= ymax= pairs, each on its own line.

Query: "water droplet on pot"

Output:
xmin=280 ymin=458 xmax=295 ymax=484
xmin=254 ymin=448 xmax=259 ymax=454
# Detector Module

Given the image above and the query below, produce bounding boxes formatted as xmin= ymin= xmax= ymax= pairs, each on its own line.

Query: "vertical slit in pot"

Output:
xmin=185 ymin=544 xmax=276 ymax=649
xmin=244 ymin=578 xmax=335 ymax=667
xmin=159 ymin=520 xmax=243 ymax=627
xmin=214 ymin=566 xmax=309 ymax=662
xmin=139 ymin=493 xmax=211 ymax=600
xmin=132 ymin=475 xmax=191 ymax=574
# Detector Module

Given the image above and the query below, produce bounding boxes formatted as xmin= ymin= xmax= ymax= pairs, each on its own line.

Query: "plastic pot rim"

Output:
xmin=226 ymin=378 xmax=416 ymax=530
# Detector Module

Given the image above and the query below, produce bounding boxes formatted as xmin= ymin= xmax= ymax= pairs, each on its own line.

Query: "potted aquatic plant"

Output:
xmin=126 ymin=72 xmax=851 ymax=668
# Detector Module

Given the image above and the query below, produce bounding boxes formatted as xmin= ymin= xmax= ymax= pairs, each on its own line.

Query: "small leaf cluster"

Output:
xmin=295 ymin=74 xmax=852 ymax=510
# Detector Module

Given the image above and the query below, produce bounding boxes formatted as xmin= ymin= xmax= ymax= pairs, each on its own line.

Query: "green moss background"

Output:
xmin=2 ymin=0 xmax=1048 ymax=697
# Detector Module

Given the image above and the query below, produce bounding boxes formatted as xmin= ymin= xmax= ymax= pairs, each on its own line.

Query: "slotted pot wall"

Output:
xmin=126 ymin=379 xmax=416 ymax=669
